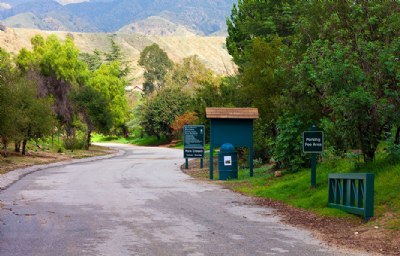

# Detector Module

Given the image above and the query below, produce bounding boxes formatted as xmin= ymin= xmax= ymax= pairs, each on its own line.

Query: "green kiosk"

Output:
xmin=206 ymin=108 xmax=259 ymax=180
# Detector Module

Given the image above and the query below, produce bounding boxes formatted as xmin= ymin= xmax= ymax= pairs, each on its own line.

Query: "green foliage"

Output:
xmin=63 ymin=131 xmax=86 ymax=151
xmin=138 ymin=43 xmax=173 ymax=94
xmin=80 ymin=50 xmax=102 ymax=72
xmin=271 ymin=113 xmax=308 ymax=172
xmin=139 ymin=86 xmax=191 ymax=141
xmin=31 ymin=34 xmax=89 ymax=85
xmin=225 ymin=153 xmax=400 ymax=221
xmin=12 ymin=35 xmax=128 ymax=151
xmin=92 ymin=134 xmax=169 ymax=147
xmin=0 ymin=48 xmax=17 ymax=146
xmin=73 ymin=85 xmax=113 ymax=134
xmin=253 ymin=119 xmax=272 ymax=163
xmin=105 ymin=36 xmax=130 ymax=77
xmin=13 ymin=76 xmax=55 ymax=138
xmin=166 ymin=55 xmax=215 ymax=88
xmin=16 ymin=34 xmax=90 ymax=126
xmin=72 ymin=85 xmax=114 ymax=149
xmin=239 ymin=37 xmax=284 ymax=121
xmin=89 ymin=62 xmax=128 ymax=128
xmin=226 ymin=1 xmax=400 ymax=165
xmin=226 ymin=0 xmax=297 ymax=67
xmin=386 ymin=142 xmax=400 ymax=164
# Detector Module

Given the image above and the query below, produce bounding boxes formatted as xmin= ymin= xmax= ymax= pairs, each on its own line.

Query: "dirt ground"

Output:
xmin=0 ymin=145 xmax=115 ymax=175
xmin=182 ymin=160 xmax=400 ymax=256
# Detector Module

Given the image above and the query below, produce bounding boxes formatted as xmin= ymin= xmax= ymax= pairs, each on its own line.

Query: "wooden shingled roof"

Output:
xmin=206 ymin=107 xmax=259 ymax=119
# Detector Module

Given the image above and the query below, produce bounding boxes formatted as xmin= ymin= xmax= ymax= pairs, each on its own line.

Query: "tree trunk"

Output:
xmin=395 ymin=126 xmax=400 ymax=145
xmin=15 ymin=141 xmax=21 ymax=153
xmin=363 ymin=149 xmax=375 ymax=163
xmin=122 ymin=125 xmax=129 ymax=138
xmin=86 ymin=129 xmax=92 ymax=150
xmin=360 ymin=135 xmax=376 ymax=163
xmin=1 ymin=137 xmax=8 ymax=157
xmin=22 ymin=139 xmax=28 ymax=155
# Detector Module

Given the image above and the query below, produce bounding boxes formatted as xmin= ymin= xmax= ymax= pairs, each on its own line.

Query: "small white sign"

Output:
xmin=224 ymin=156 xmax=232 ymax=166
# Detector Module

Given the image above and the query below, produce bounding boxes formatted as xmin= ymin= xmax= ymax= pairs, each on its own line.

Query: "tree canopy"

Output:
xmin=138 ymin=43 xmax=173 ymax=95
xmin=226 ymin=0 xmax=400 ymax=166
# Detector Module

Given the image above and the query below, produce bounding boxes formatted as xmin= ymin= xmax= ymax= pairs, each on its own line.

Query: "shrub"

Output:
xmin=271 ymin=113 xmax=308 ymax=172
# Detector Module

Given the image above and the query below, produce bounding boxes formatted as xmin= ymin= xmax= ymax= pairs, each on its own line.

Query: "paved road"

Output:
xmin=0 ymin=144 xmax=362 ymax=256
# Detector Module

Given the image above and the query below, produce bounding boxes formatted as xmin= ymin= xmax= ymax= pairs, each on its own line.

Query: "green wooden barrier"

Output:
xmin=328 ymin=173 xmax=374 ymax=220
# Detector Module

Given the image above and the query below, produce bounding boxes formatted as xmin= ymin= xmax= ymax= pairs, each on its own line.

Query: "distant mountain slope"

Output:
xmin=0 ymin=27 xmax=236 ymax=85
xmin=0 ymin=0 xmax=237 ymax=35
xmin=118 ymin=16 xmax=196 ymax=37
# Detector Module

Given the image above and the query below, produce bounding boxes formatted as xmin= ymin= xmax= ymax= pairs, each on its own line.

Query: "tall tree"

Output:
xmin=80 ymin=49 xmax=103 ymax=72
xmin=16 ymin=34 xmax=89 ymax=136
xmin=0 ymin=48 xmax=17 ymax=156
xmin=105 ymin=36 xmax=130 ymax=77
xmin=295 ymin=1 xmax=400 ymax=162
xmin=138 ymin=43 xmax=173 ymax=95
xmin=226 ymin=0 xmax=298 ymax=68
xmin=140 ymin=86 xmax=191 ymax=141
xmin=72 ymin=85 xmax=113 ymax=149
xmin=12 ymin=76 xmax=55 ymax=155
xmin=226 ymin=0 xmax=400 ymax=164
xmin=89 ymin=62 xmax=128 ymax=130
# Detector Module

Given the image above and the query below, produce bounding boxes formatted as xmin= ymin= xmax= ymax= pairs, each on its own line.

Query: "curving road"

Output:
xmin=0 ymin=144 xmax=362 ymax=256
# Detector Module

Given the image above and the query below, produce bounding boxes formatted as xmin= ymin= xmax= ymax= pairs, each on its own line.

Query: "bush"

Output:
xmin=271 ymin=113 xmax=308 ymax=172
xmin=63 ymin=133 xmax=86 ymax=150
xmin=253 ymin=119 xmax=272 ymax=163
xmin=386 ymin=143 xmax=400 ymax=164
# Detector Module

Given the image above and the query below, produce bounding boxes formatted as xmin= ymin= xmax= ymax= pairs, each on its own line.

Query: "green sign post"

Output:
xmin=303 ymin=125 xmax=324 ymax=188
xmin=183 ymin=125 xmax=205 ymax=169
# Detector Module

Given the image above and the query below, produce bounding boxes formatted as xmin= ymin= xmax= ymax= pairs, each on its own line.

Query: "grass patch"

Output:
xmin=92 ymin=134 xmax=169 ymax=146
xmin=222 ymin=156 xmax=400 ymax=223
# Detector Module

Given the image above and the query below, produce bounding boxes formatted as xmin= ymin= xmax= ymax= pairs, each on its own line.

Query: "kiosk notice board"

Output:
xmin=184 ymin=125 xmax=205 ymax=158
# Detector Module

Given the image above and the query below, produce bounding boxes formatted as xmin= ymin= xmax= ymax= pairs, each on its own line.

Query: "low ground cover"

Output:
xmin=91 ymin=134 xmax=170 ymax=146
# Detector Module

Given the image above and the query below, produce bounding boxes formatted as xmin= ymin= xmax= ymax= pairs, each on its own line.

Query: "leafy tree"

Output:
xmin=105 ymin=36 xmax=130 ymax=77
xmin=88 ymin=61 xmax=128 ymax=138
xmin=72 ymin=85 xmax=113 ymax=149
xmin=12 ymin=76 xmax=55 ymax=155
xmin=0 ymin=48 xmax=17 ymax=155
xmin=106 ymin=36 xmax=124 ymax=62
xmin=170 ymin=112 xmax=199 ymax=136
xmin=80 ymin=49 xmax=103 ymax=72
xmin=227 ymin=0 xmax=400 ymax=165
xmin=140 ymin=86 xmax=191 ymax=141
xmin=166 ymin=55 xmax=215 ymax=89
xmin=16 ymin=34 xmax=89 ymax=135
xmin=294 ymin=2 xmax=400 ymax=162
xmin=138 ymin=43 xmax=173 ymax=95
xmin=226 ymin=0 xmax=298 ymax=68
xmin=271 ymin=113 xmax=307 ymax=172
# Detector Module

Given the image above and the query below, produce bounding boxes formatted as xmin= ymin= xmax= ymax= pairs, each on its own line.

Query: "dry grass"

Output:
xmin=0 ymin=145 xmax=114 ymax=175
xmin=0 ymin=27 xmax=236 ymax=84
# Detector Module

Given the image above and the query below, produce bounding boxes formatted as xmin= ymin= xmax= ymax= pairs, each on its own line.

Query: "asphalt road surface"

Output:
xmin=0 ymin=144 xmax=363 ymax=256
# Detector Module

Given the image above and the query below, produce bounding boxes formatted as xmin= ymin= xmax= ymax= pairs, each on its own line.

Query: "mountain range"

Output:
xmin=0 ymin=0 xmax=237 ymax=35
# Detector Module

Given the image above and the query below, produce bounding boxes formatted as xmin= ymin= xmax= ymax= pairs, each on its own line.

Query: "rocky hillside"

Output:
xmin=0 ymin=27 xmax=236 ymax=85
xmin=0 ymin=0 xmax=237 ymax=35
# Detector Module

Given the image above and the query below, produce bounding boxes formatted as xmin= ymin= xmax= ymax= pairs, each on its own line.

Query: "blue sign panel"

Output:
xmin=184 ymin=125 xmax=205 ymax=159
